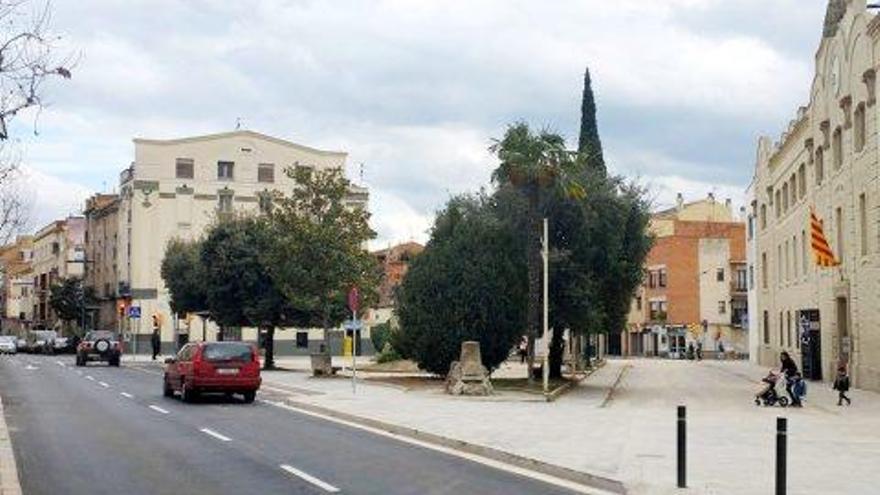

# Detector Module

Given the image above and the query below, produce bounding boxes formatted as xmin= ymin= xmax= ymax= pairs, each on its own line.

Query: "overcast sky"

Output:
xmin=13 ymin=0 xmax=829 ymax=247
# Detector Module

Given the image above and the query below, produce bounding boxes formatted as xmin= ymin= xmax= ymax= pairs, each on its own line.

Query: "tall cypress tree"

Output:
xmin=578 ymin=67 xmax=606 ymax=175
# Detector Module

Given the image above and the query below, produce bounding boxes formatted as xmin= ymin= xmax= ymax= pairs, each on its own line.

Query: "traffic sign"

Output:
xmin=344 ymin=319 xmax=363 ymax=331
xmin=128 ymin=306 xmax=141 ymax=319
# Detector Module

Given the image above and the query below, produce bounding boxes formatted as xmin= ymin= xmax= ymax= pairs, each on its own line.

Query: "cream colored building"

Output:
xmin=753 ymin=0 xmax=880 ymax=390
xmin=0 ymin=235 xmax=34 ymax=331
xmin=31 ymin=217 xmax=86 ymax=330
xmin=116 ymin=130 xmax=368 ymax=354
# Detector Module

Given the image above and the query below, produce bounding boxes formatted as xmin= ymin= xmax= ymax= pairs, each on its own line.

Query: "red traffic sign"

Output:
xmin=348 ymin=286 xmax=359 ymax=313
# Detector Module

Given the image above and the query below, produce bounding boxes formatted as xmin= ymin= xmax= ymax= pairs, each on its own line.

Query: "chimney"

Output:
xmin=708 ymin=192 xmax=715 ymax=202
xmin=725 ymin=198 xmax=732 ymax=210
xmin=676 ymin=193 xmax=684 ymax=211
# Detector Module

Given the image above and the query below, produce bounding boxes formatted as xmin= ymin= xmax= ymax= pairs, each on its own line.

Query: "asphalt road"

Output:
xmin=0 ymin=353 xmax=585 ymax=495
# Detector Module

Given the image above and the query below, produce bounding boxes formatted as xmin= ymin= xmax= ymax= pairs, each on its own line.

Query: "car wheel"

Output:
xmin=778 ymin=397 xmax=789 ymax=407
xmin=181 ymin=381 xmax=197 ymax=403
xmin=163 ymin=376 xmax=174 ymax=398
xmin=109 ymin=357 xmax=120 ymax=367
xmin=242 ymin=391 xmax=256 ymax=404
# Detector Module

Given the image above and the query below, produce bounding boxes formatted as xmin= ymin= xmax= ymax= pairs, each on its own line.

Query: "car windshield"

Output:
xmin=85 ymin=331 xmax=116 ymax=341
xmin=202 ymin=343 xmax=252 ymax=362
xmin=0 ymin=336 xmax=14 ymax=343
xmin=34 ymin=331 xmax=57 ymax=340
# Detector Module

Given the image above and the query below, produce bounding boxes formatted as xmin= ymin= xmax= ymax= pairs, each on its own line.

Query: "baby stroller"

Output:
xmin=755 ymin=370 xmax=789 ymax=407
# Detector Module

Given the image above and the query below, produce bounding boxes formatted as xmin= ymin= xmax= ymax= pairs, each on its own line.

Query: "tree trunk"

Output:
xmin=526 ymin=187 xmax=541 ymax=383
xmin=263 ymin=326 xmax=276 ymax=370
xmin=549 ymin=328 xmax=564 ymax=379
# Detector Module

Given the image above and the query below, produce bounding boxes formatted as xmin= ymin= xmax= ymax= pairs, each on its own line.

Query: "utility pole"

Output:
xmin=542 ymin=217 xmax=550 ymax=396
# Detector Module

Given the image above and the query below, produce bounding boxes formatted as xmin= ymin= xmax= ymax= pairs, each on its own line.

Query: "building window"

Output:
xmin=815 ymin=147 xmax=824 ymax=185
xmin=798 ymin=163 xmax=806 ymax=199
xmin=833 ymin=127 xmax=843 ymax=170
xmin=736 ymin=268 xmax=747 ymax=292
xmin=636 ymin=296 xmax=642 ymax=311
xmin=296 ymin=331 xmax=308 ymax=349
xmin=802 ymin=230 xmax=808 ymax=275
xmin=775 ymin=190 xmax=782 ymax=218
xmin=176 ymin=158 xmax=194 ymax=179
xmin=782 ymin=182 xmax=789 ymax=213
xmin=748 ymin=215 xmax=755 ymax=240
xmin=777 ymin=245 xmax=782 ymax=286
xmin=649 ymin=300 xmax=667 ymax=321
xmin=748 ymin=264 xmax=754 ymax=290
xmin=716 ymin=268 xmax=724 ymax=282
xmin=718 ymin=301 xmax=726 ymax=314
xmin=258 ymin=163 xmax=275 ymax=183
xmin=784 ymin=240 xmax=790 ymax=281
xmin=217 ymin=161 xmax=235 ymax=180
xmin=218 ymin=193 xmax=233 ymax=213
xmin=790 ymin=175 xmax=797 ymax=205
xmin=760 ymin=204 xmax=767 ymax=230
xmin=855 ymin=103 xmax=866 ymax=153
xmin=786 ymin=311 xmax=792 ymax=348
xmin=836 ymin=206 xmax=844 ymax=262
xmin=658 ymin=268 xmax=667 ymax=288
xmin=761 ymin=252 xmax=768 ymax=289
xmin=859 ymin=194 xmax=868 ymax=256
xmin=779 ymin=312 xmax=783 ymax=346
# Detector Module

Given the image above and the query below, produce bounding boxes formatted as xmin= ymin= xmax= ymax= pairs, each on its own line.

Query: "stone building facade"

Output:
xmin=30 ymin=217 xmax=86 ymax=331
xmin=0 ymin=235 xmax=34 ymax=331
xmin=752 ymin=0 xmax=880 ymax=391
xmin=363 ymin=241 xmax=424 ymax=331
xmin=83 ymin=193 xmax=122 ymax=331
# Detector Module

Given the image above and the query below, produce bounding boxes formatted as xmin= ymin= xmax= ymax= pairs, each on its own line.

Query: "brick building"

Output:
xmin=625 ymin=195 xmax=747 ymax=357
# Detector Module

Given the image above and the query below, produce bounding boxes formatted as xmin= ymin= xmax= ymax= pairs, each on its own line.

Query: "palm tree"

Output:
xmin=490 ymin=122 xmax=585 ymax=381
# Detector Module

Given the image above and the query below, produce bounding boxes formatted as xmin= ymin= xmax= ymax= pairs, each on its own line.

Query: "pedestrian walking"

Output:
xmin=833 ymin=364 xmax=852 ymax=406
xmin=696 ymin=341 xmax=703 ymax=361
xmin=518 ymin=338 xmax=528 ymax=364
xmin=780 ymin=351 xmax=802 ymax=407
xmin=150 ymin=324 xmax=162 ymax=361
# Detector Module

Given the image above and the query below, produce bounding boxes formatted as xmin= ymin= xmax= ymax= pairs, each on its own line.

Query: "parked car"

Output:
xmin=53 ymin=337 xmax=73 ymax=354
xmin=0 ymin=335 xmax=16 ymax=354
xmin=76 ymin=331 xmax=122 ymax=367
xmin=15 ymin=337 xmax=27 ymax=353
xmin=163 ymin=342 xmax=261 ymax=403
xmin=27 ymin=330 xmax=58 ymax=355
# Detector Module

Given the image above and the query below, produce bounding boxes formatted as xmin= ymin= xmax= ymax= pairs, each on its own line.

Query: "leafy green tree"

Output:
xmin=200 ymin=215 xmax=293 ymax=369
xmin=578 ymin=67 xmax=605 ymax=175
xmin=396 ymin=194 xmax=527 ymax=375
xmin=48 ymin=276 xmax=95 ymax=335
xmin=268 ymin=166 xmax=380 ymax=339
xmin=161 ymin=238 xmax=208 ymax=318
xmin=490 ymin=122 xmax=585 ymax=379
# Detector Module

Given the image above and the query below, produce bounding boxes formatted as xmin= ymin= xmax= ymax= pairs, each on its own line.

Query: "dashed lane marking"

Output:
xmin=99 ymin=381 xmax=110 ymax=388
xmin=55 ymin=361 xmax=66 ymax=367
xmin=200 ymin=428 xmax=232 ymax=442
xmin=120 ymin=392 xmax=134 ymax=399
xmin=148 ymin=405 xmax=170 ymax=415
xmin=279 ymin=464 xmax=340 ymax=493
xmin=85 ymin=375 xmax=95 ymax=381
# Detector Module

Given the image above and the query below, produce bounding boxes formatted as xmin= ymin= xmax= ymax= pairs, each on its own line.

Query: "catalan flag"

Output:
xmin=810 ymin=208 xmax=840 ymax=267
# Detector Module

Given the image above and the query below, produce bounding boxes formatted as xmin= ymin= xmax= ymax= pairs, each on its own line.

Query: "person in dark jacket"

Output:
xmin=150 ymin=327 xmax=161 ymax=361
xmin=833 ymin=364 xmax=851 ymax=406
xmin=780 ymin=351 xmax=802 ymax=407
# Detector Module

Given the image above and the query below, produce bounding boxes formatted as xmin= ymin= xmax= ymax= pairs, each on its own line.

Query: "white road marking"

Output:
xmin=262 ymin=400 xmax=614 ymax=495
xmin=24 ymin=365 xmax=38 ymax=370
xmin=55 ymin=361 xmax=66 ymax=367
xmin=200 ymin=428 xmax=232 ymax=442
xmin=85 ymin=375 xmax=95 ymax=381
xmin=99 ymin=381 xmax=110 ymax=388
xmin=149 ymin=405 xmax=170 ymax=415
xmin=279 ymin=464 xmax=339 ymax=493
xmin=120 ymin=392 xmax=134 ymax=399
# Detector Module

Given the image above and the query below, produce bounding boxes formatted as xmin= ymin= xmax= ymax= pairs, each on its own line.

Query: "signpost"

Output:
xmin=348 ymin=287 xmax=359 ymax=394
xmin=128 ymin=306 xmax=141 ymax=355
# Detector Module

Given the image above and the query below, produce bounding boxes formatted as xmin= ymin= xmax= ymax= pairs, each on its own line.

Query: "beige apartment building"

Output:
xmin=31 ymin=217 xmax=86 ymax=330
xmin=753 ymin=0 xmax=880 ymax=390
xmin=83 ymin=193 xmax=122 ymax=331
xmin=0 ymin=235 xmax=34 ymax=331
xmin=116 ymin=129 xmax=368 ymax=354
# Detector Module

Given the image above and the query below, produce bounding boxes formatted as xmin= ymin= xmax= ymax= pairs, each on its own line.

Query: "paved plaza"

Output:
xmin=260 ymin=357 xmax=880 ymax=495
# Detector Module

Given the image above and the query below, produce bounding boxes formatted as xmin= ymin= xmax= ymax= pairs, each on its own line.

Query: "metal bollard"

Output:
xmin=776 ymin=417 xmax=787 ymax=495
xmin=677 ymin=405 xmax=686 ymax=488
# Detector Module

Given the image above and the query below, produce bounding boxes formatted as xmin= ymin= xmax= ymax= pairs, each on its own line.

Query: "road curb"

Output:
xmin=279 ymin=398 xmax=627 ymax=494
xmin=0 ymin=395 xmax=22 ymax=495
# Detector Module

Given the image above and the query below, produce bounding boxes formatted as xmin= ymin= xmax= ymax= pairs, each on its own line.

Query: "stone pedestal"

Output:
xmin=310 ymin=353 xmax=333 ymax=376
xmin=446 ymin=341 xmax=493 ymax=396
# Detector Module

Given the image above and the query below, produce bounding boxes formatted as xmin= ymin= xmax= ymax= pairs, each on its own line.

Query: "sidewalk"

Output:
xmin=0 ymin=395 xmax=21 ymax=495
xmin=261 ymin=358 xmax=880 ymax=495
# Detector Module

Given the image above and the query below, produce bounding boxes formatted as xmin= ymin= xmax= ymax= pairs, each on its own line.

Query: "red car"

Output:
xmin=163 ymin=342 xmax=261 ymax=403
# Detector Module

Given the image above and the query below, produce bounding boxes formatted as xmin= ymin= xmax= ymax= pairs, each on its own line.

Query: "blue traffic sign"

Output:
xmin=128 ymin=306 xmax=141 ymax=319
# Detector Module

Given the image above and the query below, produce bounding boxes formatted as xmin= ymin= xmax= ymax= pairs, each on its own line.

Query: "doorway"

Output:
xmin=836 ymin=297 xmax=850 ymax=366
xmin=800 ymin=309 xmax=822 ymax=380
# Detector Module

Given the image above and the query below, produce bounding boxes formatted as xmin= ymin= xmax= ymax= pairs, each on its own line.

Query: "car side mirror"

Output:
xmin=164 ymin=357 xmax=176 ymax=364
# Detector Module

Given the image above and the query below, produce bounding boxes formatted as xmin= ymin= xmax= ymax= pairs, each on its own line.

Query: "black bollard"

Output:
xmin=776 ymin=417 xmax=787 ymax=495
xmin=677 ymin=405 xmax=686 ymax=488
